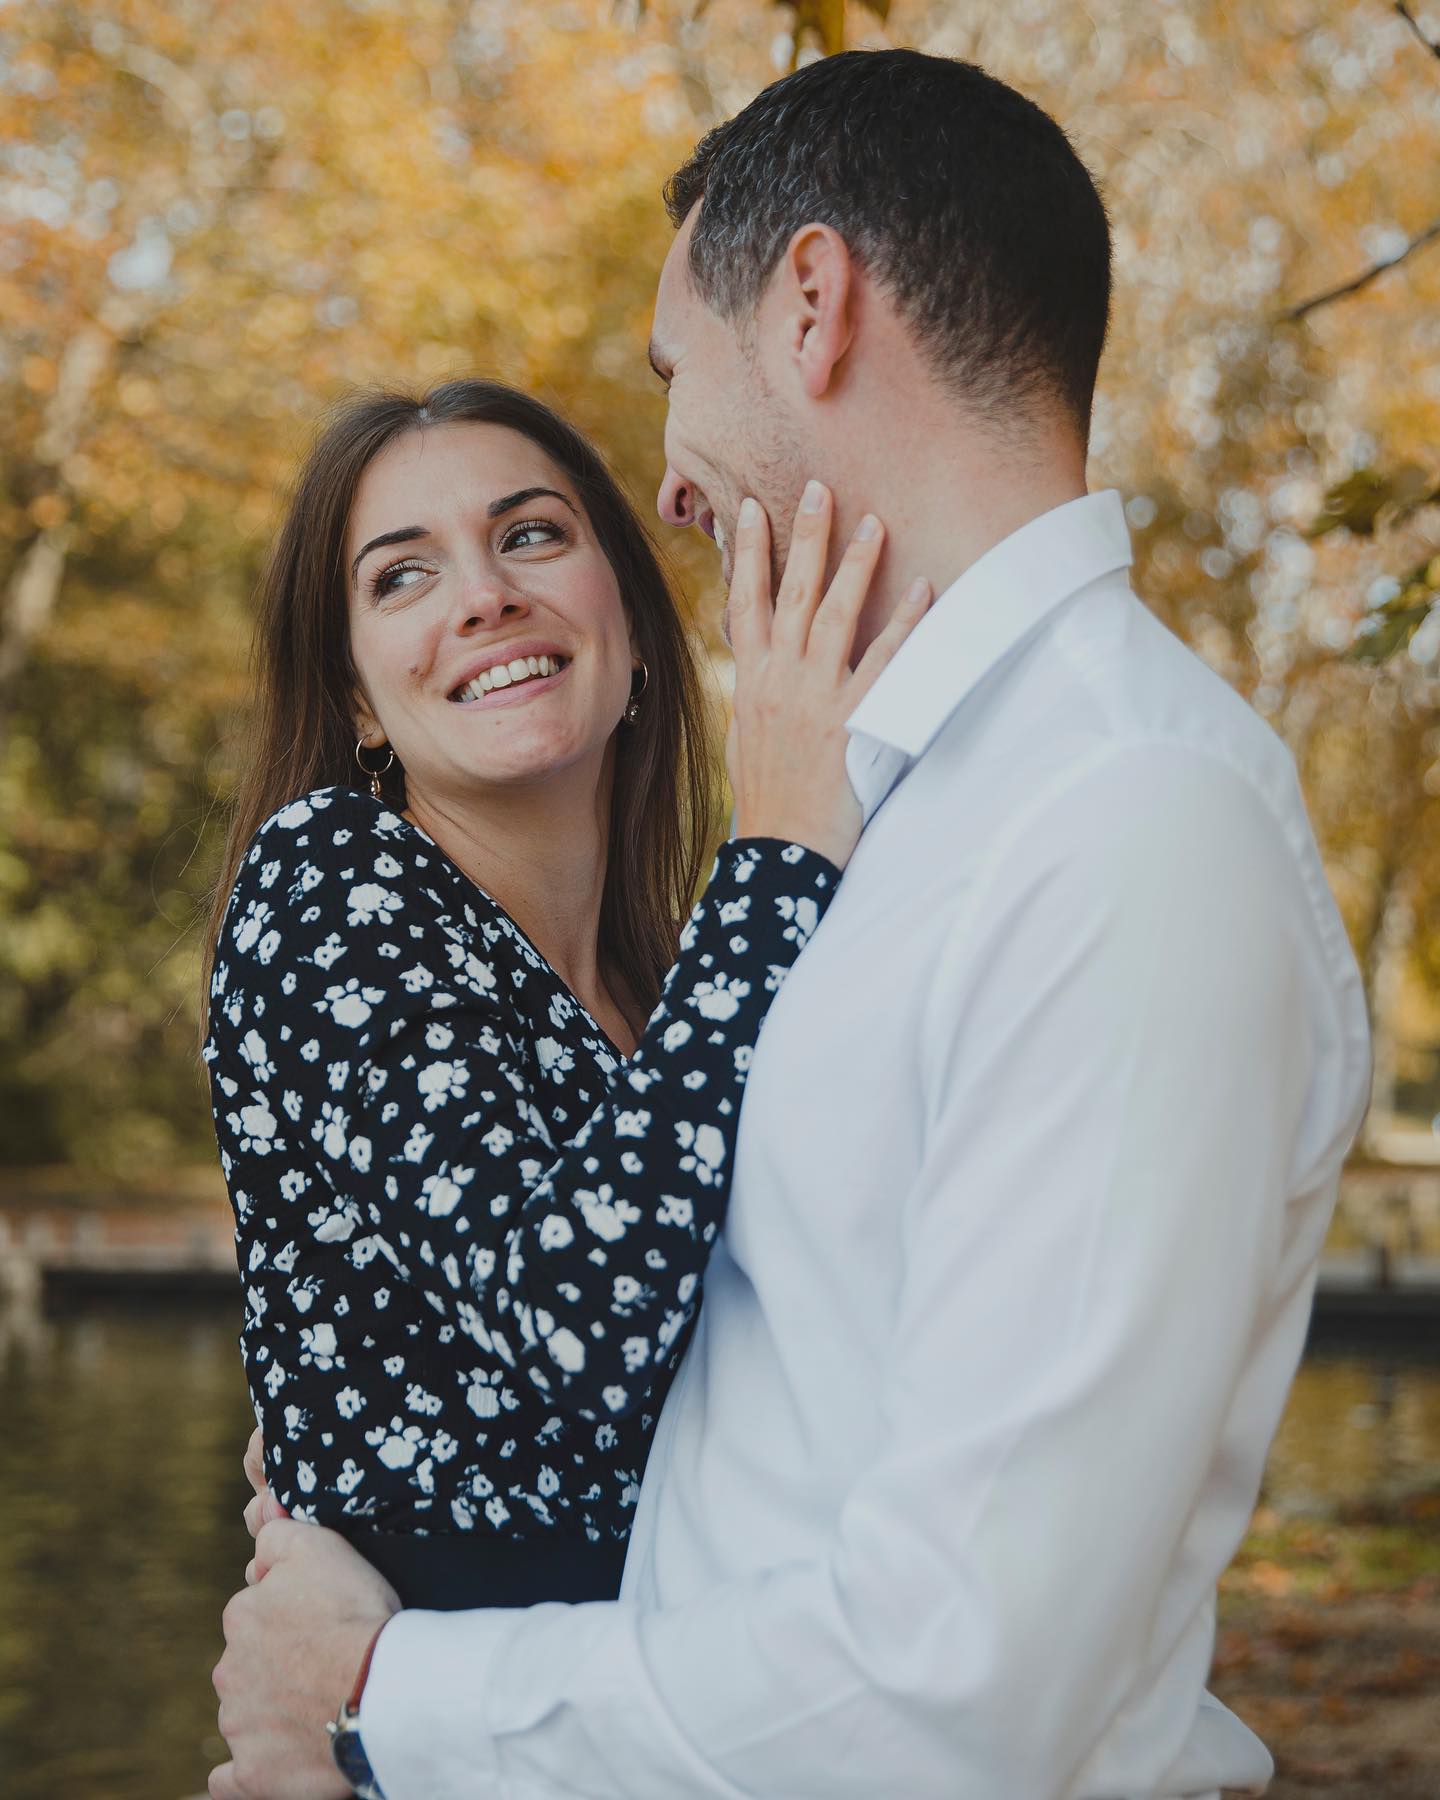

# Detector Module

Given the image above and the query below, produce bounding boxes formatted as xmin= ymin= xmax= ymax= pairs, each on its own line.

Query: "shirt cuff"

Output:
xmin=360 ymin=1607 xmax=511 ymax=1798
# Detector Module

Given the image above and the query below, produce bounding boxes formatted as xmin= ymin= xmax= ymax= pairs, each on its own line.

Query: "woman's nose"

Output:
xmin=657 ymin=464 xmax=696 ymax=529
xmin=454 ymin=580 xmax=529 ymax=632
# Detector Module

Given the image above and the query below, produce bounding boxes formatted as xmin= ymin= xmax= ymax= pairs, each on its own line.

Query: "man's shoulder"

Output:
xmin=953 ymin=579 xmax=1305 ymax=839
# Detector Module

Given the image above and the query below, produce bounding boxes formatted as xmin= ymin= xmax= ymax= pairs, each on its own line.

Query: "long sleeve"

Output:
xmin=206 ymin=787 xmax=838 ymax=1524
xmin=360 ymin=745 xmax=1346 ymax=1796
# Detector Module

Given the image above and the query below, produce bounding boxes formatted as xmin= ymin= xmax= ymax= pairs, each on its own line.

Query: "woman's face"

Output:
xmin=344 ymin=421 xmax=636 ymax=805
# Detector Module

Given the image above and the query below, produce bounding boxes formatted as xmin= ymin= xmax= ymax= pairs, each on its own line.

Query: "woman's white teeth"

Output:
xmin=458 ymin=654 xmax=560 ymax=700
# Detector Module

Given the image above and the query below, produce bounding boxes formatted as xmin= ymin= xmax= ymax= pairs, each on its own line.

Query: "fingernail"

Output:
xmin=905 ymin=577 xmax=931 ymax=605
xmin=854 ymin=514 xmax=880 ymax=541
xmin=738 ymin=496 xmax=760 ymax=529
xmin=800 ymin=479 xmax=826 ymax=513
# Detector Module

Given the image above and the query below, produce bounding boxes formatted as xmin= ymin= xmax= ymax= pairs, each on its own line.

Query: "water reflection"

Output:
xmin=0 ymin=1301 xmax=251 ymax=1800
xmin=0 ymin=1305 xmax=1436 ymax=1799
xmin=1264 ymin=1349 xmax=1440 ymax=1509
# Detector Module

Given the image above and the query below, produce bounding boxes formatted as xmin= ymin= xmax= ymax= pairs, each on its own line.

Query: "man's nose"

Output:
xmin=657 ymin=464 xmax=696 ymax=529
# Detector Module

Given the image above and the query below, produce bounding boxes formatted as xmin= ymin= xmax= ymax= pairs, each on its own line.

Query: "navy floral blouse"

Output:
xmin=203 ymin=786 xmax=837 ymax=1543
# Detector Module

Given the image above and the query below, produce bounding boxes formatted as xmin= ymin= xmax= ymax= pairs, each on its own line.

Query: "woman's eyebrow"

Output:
xmin=488 ymin=485 xmax=579 ymax=520
xmin=351 ymin=526 xmax=426 ymax=582
xmin=350 ymin=490 xmax=579 ymax=582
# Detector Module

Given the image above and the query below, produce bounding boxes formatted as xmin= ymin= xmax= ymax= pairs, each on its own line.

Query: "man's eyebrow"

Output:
xmin=647 ymin=339 xmax=672 ymax=386
xmin=349 ymin=490 xmax=578 ymax=583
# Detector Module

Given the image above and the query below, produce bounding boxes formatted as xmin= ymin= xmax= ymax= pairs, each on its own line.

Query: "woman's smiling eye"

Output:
xmin=369 ymin=557 xmax=431 ymax=599
xmin=502 ymin=518 xmax=567 ymax=552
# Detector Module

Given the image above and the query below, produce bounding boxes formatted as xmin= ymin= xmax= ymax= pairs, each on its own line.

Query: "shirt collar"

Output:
xmin=845 ymin=489 xmax=1133 ymax=762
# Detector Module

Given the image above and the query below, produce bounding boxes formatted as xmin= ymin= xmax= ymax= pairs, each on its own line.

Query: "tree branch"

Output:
xmin=1395 ymin=1 xmax=1440 ymax=62
xmin=1282 ymin=214 xmax=1440 ymax=320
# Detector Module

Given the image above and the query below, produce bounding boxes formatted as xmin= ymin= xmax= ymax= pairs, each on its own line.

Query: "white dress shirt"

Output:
xmin=362 ymin=490 xmax=1371 ymax=1799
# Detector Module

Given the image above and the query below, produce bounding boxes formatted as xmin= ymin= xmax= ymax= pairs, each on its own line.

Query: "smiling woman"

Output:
xmin=198 ymin=378 xmax=913 ymax=1619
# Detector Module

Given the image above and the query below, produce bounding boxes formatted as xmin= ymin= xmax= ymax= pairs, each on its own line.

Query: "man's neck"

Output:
xmin=827 ymin=403 xmax=1090 ymax=661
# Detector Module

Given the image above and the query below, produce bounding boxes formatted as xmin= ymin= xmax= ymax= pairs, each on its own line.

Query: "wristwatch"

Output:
xmin=327 ymin=1623 xmax=389 ymax=1799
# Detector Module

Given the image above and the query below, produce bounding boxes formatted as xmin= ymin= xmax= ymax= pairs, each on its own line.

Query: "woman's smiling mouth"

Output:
xmin=448 ymin=651 xmax=570 ymax=705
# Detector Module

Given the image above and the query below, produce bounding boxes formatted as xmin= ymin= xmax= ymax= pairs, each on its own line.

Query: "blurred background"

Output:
xmin=1 ymin=1 xmax=1438 ymax=1795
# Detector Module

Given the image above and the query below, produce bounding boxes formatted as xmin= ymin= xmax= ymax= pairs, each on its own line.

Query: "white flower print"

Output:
xmin=205 ymin=787 xmax=837 ymax=1540
xmin=417 ymin=1059 xmax=468 ymax=1112
xmin=690 ymin=973 xmax=751 ymax=1021
xmin=300 ymin=1322 xmax=339 ymax=1369
xmin=777 ymin=893 xmax=820 ymax=947
xmin=420 ymin=1168 xmax=470 ymax=1217
xmin=233 ymin=899 xmax=274 ymax=955
xmin=312 ymin=1102 xmax=349 ymax=1161
xmin=347 ymin=882 xmax=401 ymax=926
xmin=547 ymin=1328 xmax=586 ymax=1373
xmin=656 ymin=1193 xmax=694 ymax=1229
xmin=535 ymin=1037 xmax=574 ymax=1077
xmin=234 ymin=1094 xmax=278 ymax=1154
xmin=480 ymin=1122 xmax=514 ymax=1157
xmin=576 ymin=1186 xmax=642 ymax=1243
xmin=322 ymin=979 xmax=385 ymax=1029
xmin=402 ymin=1122 xmax=434 ymax=1163
xmin=239 ymin=1030 xmax=274 ymax=1081
xmin=373 ymin=1422 xmax=424 ymax=1470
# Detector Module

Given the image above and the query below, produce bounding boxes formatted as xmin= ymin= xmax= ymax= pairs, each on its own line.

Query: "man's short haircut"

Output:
xmin=664 ymin=48 xmax=1111 ymax=439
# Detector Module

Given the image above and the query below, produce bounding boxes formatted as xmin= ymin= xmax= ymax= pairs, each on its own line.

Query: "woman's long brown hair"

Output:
xmin=201 ymin=378 xmax=723 ymax=1019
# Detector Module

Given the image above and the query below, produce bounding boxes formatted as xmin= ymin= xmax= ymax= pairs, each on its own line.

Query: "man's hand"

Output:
xmin=209 ymin=1517 xmax=400 ymax=1800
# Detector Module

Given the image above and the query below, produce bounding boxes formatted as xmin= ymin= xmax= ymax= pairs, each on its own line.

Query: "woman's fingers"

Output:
xmin=243 ymin=1486 xmax=290 ymax=1540
xmin=724 ymin=496 xmax=772 ymax=663
xmin=806 ymin=514 xmax=886 ymax=671
xmin=243 ymin=1426 xmax=265 ymax=1498
xmin=770 ymin=480 xmax=834 ymax=654
xmin=849 ymin=577 xmax=933 ymax=699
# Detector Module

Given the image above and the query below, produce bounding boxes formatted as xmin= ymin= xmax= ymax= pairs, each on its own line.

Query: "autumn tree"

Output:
xmin=4 ymin=0 xmax=1440 ymax=1171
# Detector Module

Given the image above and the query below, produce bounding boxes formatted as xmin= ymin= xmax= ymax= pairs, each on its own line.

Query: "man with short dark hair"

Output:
xmin=213 ymin=50 xmax=1368 ymax=1798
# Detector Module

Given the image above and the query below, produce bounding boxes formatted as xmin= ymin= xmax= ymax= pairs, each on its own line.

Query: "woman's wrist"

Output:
xmin=721 ymin=834 xmax=844 ymax=880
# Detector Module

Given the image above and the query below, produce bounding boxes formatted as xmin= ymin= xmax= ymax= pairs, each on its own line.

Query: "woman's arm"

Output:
xmin=216 ymin=790 xmax=835 ymax=1421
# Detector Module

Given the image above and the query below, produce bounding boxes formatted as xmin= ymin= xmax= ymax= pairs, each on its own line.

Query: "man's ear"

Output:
xmin=782 ymin=224 xmax=856 ymax=401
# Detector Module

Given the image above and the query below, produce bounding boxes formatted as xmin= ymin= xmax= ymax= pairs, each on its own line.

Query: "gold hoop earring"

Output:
xmin=355 ymin=738 xmax=395 ymax=801
xmin=624 ymin=660 xmax=650 ymax=726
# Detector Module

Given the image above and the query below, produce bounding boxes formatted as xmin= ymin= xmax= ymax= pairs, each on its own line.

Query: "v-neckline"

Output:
xmin=384 ymin=801 xmax=634 ymax=1064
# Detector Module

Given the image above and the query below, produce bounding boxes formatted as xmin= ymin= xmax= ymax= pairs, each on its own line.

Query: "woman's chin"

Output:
xmin=445 ymin=734 xmax=607 ymax=794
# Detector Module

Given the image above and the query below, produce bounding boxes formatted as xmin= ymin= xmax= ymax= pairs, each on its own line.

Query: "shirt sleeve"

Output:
xmin=359 ymin=745 xmax=1339 ymax=1799
xmin=215 ymin=790 xmax=839 ymax=1435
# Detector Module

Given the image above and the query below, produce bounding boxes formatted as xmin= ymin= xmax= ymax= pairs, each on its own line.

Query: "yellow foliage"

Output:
xmin=1 ymin=0 xmax=1439 ymax=1165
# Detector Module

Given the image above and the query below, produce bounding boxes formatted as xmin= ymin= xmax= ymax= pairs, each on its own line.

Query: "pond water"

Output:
xmin=0 ymin=1301 xmax=1437 ymax=1800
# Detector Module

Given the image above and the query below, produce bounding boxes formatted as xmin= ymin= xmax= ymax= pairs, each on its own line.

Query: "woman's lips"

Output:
xmin=449 ymin=659 xmax=571 ymax=711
